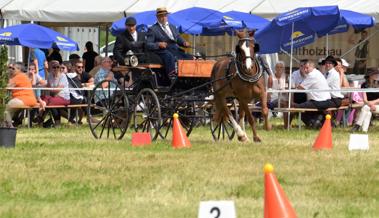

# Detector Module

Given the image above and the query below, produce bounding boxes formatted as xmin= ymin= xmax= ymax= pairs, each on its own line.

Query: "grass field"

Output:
xmin=0 ymin=120 xmax=378 ymax=218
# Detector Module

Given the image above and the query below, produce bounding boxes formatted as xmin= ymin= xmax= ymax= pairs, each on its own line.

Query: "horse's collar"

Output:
xmin=234 ymin=58 xmax=262 ymax=83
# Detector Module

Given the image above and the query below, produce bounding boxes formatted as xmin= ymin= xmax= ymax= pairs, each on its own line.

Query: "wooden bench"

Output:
xmin=273 ymin=104 xmax=363 ymax=129
xmin=9 ymin=104 xmax=92 ymax=128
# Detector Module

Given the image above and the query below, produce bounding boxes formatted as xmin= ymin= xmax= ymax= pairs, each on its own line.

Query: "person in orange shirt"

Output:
xmin=4 ymin=62 xmax=37 ymax=127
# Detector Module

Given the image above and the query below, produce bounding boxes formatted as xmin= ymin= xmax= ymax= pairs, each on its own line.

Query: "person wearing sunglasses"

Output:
xmin=39 ymin=60 xmax=70 ymax=127
xmin=4 ymin=62 xmax=37 ymax=127
xmin=73 ymin=59 xmax=93 ymax=87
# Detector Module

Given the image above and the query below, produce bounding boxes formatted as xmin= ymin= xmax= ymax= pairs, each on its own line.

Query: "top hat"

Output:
xmin=125 ymin=17 xmax=137 ymax=26
xmin=156 ymin=7 xmax=169 ymax=16
xmin=321 ymin=55 xmax=337 ymax=66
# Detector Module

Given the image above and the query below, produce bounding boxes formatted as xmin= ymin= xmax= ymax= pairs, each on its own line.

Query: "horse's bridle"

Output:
xmin=238 ymin=37 xmax=255 ymax=61
xmin=233 ymin=37 xmax=262 ymax=83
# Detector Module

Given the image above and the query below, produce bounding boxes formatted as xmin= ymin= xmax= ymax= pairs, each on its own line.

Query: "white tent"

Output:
xmin=1 ymin=0 xmax=378 ymax=24
xmin=0 ymin=0 xmax=139 ymax=23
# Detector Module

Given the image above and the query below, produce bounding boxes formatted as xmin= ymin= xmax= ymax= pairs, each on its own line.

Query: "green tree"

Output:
xmin=0 ymin=45 xmax=9 ymax=124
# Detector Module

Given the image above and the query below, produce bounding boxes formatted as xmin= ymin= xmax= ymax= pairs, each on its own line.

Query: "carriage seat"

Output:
xmin=177 ymin=60 xmax=216 ymax=78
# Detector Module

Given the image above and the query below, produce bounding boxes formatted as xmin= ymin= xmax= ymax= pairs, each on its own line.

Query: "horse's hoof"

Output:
xmin=265 ymin=124 xmax=272 ymax=131
xmin=253 ymin=136 xmax=261 ymax=142
xmin=238 ymin=135 xmax=248 ymax=142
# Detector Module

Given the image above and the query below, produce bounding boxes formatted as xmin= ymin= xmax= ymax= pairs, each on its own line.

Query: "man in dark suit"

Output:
xmin=146 ymin=7 xmax=192 ymax=81
xmin=113 ymin=17 xmax=160 ymax=65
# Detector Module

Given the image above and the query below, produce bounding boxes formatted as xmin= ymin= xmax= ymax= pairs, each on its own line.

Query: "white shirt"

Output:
xmin=291 ymin=69 xmax=306 ymax=87
xmin=300 ymin=69 xmax=331 ymax=101
xmin=325 ymin=68 xmax=344 ymax=98
xmin=271 ymin=74 xmax=286 ymax=101
xmin=131 ymin=31 xmax=137 ymax=42
xmin=159 ymin=22 xmax=174 ymax=40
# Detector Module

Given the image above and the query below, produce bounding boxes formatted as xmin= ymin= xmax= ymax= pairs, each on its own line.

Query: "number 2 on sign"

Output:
xmin=210 ymin=207 xmax=221 ymax=218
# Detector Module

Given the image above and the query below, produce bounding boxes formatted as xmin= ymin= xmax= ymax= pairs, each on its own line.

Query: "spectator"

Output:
xmin=82 ymin=41 xmax=98 ymax=72
xmin=268 ymin=61 xmax=286 ymax=108
xmin=350 ymin=30 xmax=369 ymax=75
xmin=27 ymin=62 xmax=47 ymax=113
xmin=69 ymin=54 xmax=81 ymax=65
xmin=47 ymin=48 xmax=63 ymax=64
xmin=88 ymin=55 xmax=102 ymax=78
xmin=321 ymin=55 xmax=344 ymax=107
xmin=64 ymin=61 xmax=85 ymax=124
xmin=335 ymin=58 xmax=350 ymax=88
xmin=351 ymin=68 xmax=379 ymax=132
xmin=94 ymin=57 xmax=116 ymax=104
xmin=73 ymin=59 xmax=94 ymax=87
xmin=41 ymin=60 xmax=70 ymax=127
xmin=293 ymin=60 xmax=334 ymax=128
xmin=4 ymin=62 xmax=37 ymax=127
xmin=30 ymin=48 xmax=48 ymax=79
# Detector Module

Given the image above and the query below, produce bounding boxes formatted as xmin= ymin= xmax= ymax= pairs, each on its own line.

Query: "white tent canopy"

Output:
xmin=0 ymin=0 xmax=377 ymax=24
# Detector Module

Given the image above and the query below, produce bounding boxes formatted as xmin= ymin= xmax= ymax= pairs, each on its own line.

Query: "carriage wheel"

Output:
xmin=133 ymin=88 xmax=161 ymax=140
xmin=87 ymin=80 xmax=130 ymax=140
xmin=209 ymin=100 xmax=236 ymax=141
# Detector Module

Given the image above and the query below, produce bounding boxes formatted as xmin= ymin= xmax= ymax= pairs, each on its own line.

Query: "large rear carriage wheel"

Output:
xmin=87 ymin=80 xmax=130 ymax=140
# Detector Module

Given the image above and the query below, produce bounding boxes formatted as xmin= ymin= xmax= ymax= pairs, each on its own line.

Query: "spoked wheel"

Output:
xmin=133 ymin=88 xmax=161 ymax=140
xmin=209 ymin=99 xmax=237 ymax=141
xmin=210 ymin=114 xmax=236 ymax=141
xmin=87 ymin=80 xmax=130 ymax=140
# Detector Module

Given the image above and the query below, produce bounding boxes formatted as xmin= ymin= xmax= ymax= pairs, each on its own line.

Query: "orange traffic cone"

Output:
xmin=171 ymin=113 xmax=191 ymax=148
xmin=313 ymin=114 xmax=333 ymax=150
xmin=264 ymin=163 xmax=297 ymax=218
xmin=131 ymin=132 xmax=151 ymax=147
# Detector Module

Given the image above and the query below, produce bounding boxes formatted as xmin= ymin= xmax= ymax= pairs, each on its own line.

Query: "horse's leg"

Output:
xmin=238 ymin=107 xmax=245 ymax=132
xmin=226 ymin=107 xmax=248 ymax=142
xmin=240 ymin=101 xmax=261 ymax=142
xmin=260 ymin=88 xmax=272 ymax=131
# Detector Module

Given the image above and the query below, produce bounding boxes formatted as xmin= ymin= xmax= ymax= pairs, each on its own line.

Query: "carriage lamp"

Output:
xmin=124 ymin=50 xmax=139 ymax=67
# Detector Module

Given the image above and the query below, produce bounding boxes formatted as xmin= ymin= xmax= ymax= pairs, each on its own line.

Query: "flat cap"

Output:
xmin=125 ymin=17 xmax=136 ymax=26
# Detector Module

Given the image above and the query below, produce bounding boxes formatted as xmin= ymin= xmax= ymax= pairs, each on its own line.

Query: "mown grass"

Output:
xmin=0 ymin=120 xmax=378 ymax=218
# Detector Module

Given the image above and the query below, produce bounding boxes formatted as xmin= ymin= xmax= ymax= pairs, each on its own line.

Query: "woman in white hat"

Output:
xmin=335 ymin=57 xmax=350 ymax=88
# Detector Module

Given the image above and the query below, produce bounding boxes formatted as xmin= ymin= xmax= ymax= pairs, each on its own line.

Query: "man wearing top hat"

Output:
xmin=113 ymin=16 xmax=161 ymax=65
xmin=146 ymin=7 xmax=193 ymax=82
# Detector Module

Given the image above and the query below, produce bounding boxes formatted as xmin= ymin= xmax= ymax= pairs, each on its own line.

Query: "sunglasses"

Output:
xmin=52 ymin=66 xmax=60 ymax=69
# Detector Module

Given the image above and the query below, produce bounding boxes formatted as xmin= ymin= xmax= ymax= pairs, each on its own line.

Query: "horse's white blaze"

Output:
xmin=241 ymin=41 xmax=252 ymax=70
xmin=227 ymin=113 xmax=246 ymax=138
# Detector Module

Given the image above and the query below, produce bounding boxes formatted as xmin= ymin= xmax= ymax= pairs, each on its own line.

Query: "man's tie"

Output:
xmin=163 ymin=24 xmax=174 ymax=40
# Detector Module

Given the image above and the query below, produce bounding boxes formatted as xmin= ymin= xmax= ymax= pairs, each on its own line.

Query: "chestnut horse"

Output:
xmin=211 ymin=30 xmax=271 ymax=142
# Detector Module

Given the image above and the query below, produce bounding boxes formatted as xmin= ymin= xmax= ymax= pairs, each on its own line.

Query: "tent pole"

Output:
xmin=287 ymin=22 xmax=294 ymax=130
xmin=326 ymin=33 xmax=329 ymax=56
xmin=105 ymin=25 xmax=109 ymax=57
xmin=193 ymin=34 xmax=196 ymax=55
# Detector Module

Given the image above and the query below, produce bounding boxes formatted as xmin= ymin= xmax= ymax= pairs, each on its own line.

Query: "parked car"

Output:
xmin=99 ymin=40 xmax=115 ymax=57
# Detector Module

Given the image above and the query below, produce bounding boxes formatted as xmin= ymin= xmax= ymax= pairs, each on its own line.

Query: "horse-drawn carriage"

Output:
xmin=87 ymin=30 xmax=270 ymax=142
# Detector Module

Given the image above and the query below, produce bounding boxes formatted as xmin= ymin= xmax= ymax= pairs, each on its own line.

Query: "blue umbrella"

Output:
xmin=224 ymin=11 xmax=269 ymax=30
xmin=256 ymin=6 xmax=341 ymax=54
xmin=171 ymin=7 xmax=244 ymax=36
xmin=110 ymin=10 xmax=202 ymax=36
xmin=0 ymin=23 xmax=78 ymax=51
xmin=324 ymin=9 xmax=375 ymax=35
